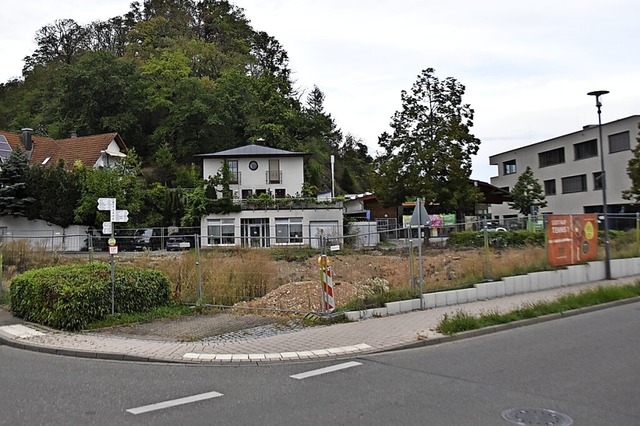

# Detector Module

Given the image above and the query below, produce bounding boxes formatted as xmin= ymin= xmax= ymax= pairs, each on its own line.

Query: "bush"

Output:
xmin=447 ymin=230 xmax=545 ymax=249
xmin=9 ymin=263 xmax=171 ymax=331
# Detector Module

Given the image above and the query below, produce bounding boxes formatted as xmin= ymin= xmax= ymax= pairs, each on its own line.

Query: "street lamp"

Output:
xmin=587 ymin=90 xmax=611 ymax=280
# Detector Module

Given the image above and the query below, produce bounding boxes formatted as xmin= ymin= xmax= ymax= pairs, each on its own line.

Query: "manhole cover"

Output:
xmin=501 ymin=408 xmax=573 ymax=425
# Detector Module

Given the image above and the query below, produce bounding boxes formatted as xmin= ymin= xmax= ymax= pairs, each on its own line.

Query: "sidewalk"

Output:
xmin=1 ymin=277 xmax=638 ymax=364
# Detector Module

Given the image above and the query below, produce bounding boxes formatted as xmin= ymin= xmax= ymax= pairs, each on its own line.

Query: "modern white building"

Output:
xmin=196 ymin=143 xmax=343 ymax=248
xmin=489 ymin=115 xmax=640 ymax=227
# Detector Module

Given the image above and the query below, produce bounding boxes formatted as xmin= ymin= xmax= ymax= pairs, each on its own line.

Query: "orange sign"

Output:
xmin=547 ymin=214 xmax=598 ymax=266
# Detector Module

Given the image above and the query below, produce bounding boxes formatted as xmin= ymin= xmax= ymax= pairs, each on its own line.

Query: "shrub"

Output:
xmin=9 ymin=263 xmax=171 ymax=331
xmin=447 ymin=230 xmax=545 ymax=249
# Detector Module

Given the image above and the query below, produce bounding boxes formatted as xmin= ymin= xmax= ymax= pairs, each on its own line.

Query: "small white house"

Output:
xmin=196 ymin=143 xmax=343 ymax=248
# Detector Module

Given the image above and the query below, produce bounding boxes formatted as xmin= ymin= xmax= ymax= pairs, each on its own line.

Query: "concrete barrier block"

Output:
xmin=463 ymin=287 xmax=477 ymax=303
xmin=435 ymin=292 xmax=448 ymax=307
xmin=475 ymin=283 xmax=488 ymax=300
xmin=456 ymin=289 xmax=468 ymax=304
xmin=610 ymin=259 xmax=626 ymax=279
xmin=503 ymin=277 xmax=515 ymax=295
xmin=386 ymin=301 xmax=401 ymax=315
xmin=399 ymin=300 xmax=414 ymax=313
xmin=629 ymin=257 xmax=640 ymax=275
xmin=495 ymin=281 xmax=506 ymax=298
xmin=529 ymin=272 xmax=540 ymax=292
xmin=445 ymin=290 xmax=458 ymax=306
xmin=568 ymin=264 xmax=587 ymax=284
xmin=514 ymin=275 xmax=530 ymax=294
xmin=344 ymin=311 xmax=361 ymax=321
xmin=587 ymin=261 xmax=605 ymax=281
xmin=485 ymin=282 xmax=497 ymax=299
xmin=412 ymin=299 xmax=422 ymax=310
xmin=423 ymin=293 xmax=436 ymax=309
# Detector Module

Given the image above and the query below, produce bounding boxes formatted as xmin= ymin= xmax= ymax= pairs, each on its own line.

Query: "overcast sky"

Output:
xmin=2 ymin=0 xmax=639 ymax=182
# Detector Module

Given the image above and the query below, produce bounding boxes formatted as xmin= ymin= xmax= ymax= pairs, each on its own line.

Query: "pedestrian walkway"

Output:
xmin=1 ymin=277 xmax=638 ymax=364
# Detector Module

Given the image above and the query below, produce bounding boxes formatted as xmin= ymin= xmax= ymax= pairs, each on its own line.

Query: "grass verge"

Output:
xmin=437 ymin=283 xmax=640 ymax=335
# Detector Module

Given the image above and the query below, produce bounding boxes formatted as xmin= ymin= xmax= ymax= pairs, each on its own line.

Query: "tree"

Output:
xmin=23 ymin=19 xmax=89 ymax=75
xmin=508 ymin=166 xmax=547 ymax=215
xmin=0 ymin=148 xmax=34 ymax=216
xmin=26 ymin=160 xmax=80 ymax=227
xmin=622 ymin=124 xmax=640 ymax=202
xmin=375 ymin=68 xmax=482 ymax=212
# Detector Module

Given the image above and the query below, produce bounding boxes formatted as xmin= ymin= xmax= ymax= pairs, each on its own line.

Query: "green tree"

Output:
xmin=73 ymin=150 xmax=145 ymax=227
xmin=622 ymin=124 xmax=640 ymax=202
xmin=48 ymin=51 xmax=144 ymax=142
xmin=375 ymin=68 xmax=481 ymax=212
xmin=0 ymin=148 xmax=34 ymax=216
xmin=153 ymin=142 xmax=178 ymax=186
xmin=508 ymin=166 xmax=548 ymax=215
xmin=26 ymin=160 xmax=80 ymax=227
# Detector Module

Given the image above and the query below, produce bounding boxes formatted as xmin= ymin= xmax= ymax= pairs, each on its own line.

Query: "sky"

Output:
xmin=2 ymin=0 xmax=639 ymax=182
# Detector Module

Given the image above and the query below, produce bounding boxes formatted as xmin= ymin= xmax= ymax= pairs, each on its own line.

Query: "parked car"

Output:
xmin=166 ymin=236 xmax=191 ymax=251
xmin=133 ymin=228 xmax=162 ymax=251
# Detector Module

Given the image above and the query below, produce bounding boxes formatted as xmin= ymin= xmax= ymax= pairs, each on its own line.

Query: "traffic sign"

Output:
xmin=109 ymin=246 xmax=118 ymax=255
xmin=102 ymin=221 xmax=113 ymax=235
xmin=409 ymin=198 xmax=431 ymax=227
xmin=112 ymin=209 xmax=129 ymax=223
xmin=97 ymin=197 xmax=116 ymax=211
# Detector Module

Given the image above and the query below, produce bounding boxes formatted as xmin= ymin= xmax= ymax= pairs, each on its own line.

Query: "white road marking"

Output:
xmin=290 ymin=361 xmax=362 ymax=380
xmin=126 ymin=391 xmax=224 ymax=415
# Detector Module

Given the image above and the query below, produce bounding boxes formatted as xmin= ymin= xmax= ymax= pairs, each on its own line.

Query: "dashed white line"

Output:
xmin=126 ymin=391 xmax=224 ymax=415
xmin=290 ymin=361 xmax=362 ymax=380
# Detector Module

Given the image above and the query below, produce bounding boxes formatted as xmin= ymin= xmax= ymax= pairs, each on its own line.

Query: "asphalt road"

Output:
xmin=1 ymin=301 xmax=639 ymax=425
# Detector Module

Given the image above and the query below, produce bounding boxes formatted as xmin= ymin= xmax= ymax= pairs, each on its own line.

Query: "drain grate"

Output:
xmin=501 ymin=408 xmax=573 ymax=425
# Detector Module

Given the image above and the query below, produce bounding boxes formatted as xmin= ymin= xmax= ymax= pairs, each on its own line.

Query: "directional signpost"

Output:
xmin=97 ymin=198 xmax=129 ymax=314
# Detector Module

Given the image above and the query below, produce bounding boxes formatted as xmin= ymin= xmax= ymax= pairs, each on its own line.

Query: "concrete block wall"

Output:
xmin=342 ymin=257 xmax=639 ymax=321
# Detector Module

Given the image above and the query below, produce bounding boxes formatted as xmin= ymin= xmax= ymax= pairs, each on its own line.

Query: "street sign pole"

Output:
xmin=409 ymin=197 xmax=431 ymax=310
xmin=97 ymin=198 xmax=129 ymax=316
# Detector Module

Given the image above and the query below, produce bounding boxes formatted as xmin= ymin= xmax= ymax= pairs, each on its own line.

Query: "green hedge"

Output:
xmin=9 ymin=263 xmax=171 ymax=331
xmin=447 ymin=230 xmax=545 ymax=249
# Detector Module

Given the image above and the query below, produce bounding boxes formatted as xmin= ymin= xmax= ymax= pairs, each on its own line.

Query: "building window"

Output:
xmin=268 ymin=159 xmax=281 ymax=183
xmin=539 ymin=147 xmax=565 ymax=167
xmin=503 ymin=159 xmax=516 ymax=175
xmin=207 ymin=219 xmax=235 ymax=245
xmin=241 ymin=189 xmax=252 ymax=199
xmin=574 ymin=139 xmax=598 ymax=160
xmin=544 ymin=179 xmax=556 ymax=195
xmin=593 ymin=171 xmax=603 ymax=190
xmin=609 ymin=131 xmax=630 ymax=153
xmin=227 ymin=160 xmax=239 ymax=184
xmin=275 ymin=218 xmax=303 ymax=244
xmin=248 ymin=160 xmax=259 ymax=171
xmin=275 ymin=188 xmax=286 ymax=198
xmin=561 ymin=175 xmax=587 ymax=193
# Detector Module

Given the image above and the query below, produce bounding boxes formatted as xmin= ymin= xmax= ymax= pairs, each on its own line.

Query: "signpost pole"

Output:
xmin=416 ymin=198 xmax=424 ymax=309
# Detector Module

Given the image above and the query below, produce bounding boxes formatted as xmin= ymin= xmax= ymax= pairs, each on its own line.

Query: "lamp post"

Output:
xmin=587 ymin=90 xmax=611 ymax=280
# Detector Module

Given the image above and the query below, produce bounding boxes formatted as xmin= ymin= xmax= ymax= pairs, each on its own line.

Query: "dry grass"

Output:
xmin=120 ymin=249 xmax=279 ymax=305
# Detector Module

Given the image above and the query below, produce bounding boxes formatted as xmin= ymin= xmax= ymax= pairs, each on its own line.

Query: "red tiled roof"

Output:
xmin=0 ymin=131 xmax=127 ymax=169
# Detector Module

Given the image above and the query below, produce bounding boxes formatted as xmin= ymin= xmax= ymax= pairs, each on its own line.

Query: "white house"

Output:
xmin=489 ymin=115 xmax=640 ymax=228
xmin=196 ymin=143 xmax=343 ymax=248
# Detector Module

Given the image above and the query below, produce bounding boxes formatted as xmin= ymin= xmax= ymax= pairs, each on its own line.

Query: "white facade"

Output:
xmin=201 ymin=145 xmax=305 ymax=199
xmin=198 ymin=144 xmax=343 ymax=247
xmin=490 ymin=115 xmax=640 ymax=222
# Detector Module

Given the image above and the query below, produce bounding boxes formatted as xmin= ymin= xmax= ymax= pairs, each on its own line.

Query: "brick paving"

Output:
xmin=1 ymin=277 xmax=638 ymax=364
